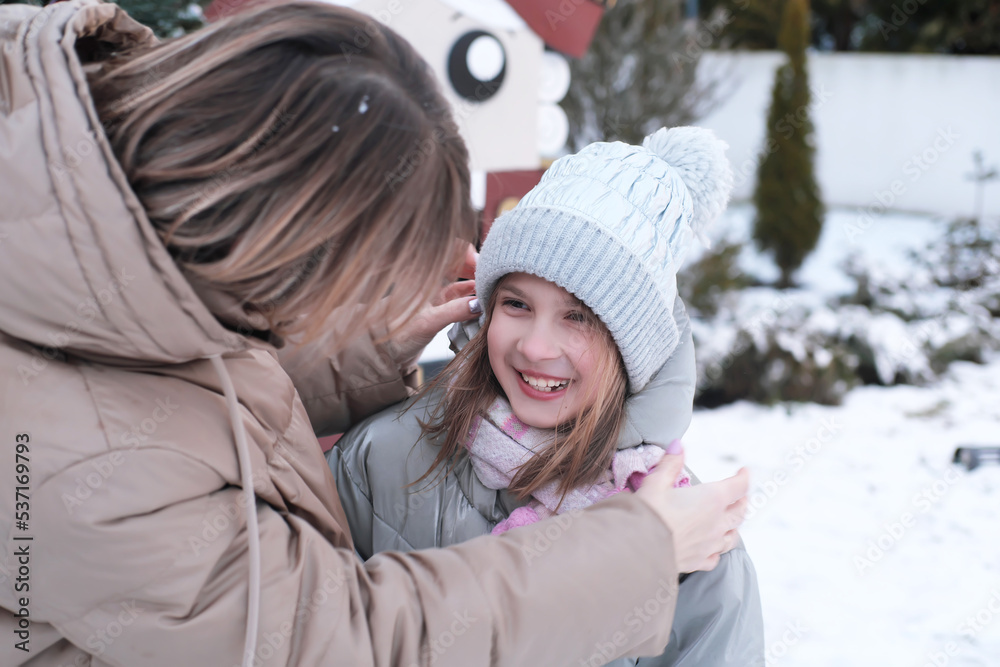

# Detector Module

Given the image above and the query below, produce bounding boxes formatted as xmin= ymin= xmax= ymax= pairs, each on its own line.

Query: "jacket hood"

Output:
xmin=0 ymin=0 xmax=246 ymax=366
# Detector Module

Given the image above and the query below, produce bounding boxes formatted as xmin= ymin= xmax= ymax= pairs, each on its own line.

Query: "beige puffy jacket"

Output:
xmin=0 ymin=2 xmax=681 ymax=665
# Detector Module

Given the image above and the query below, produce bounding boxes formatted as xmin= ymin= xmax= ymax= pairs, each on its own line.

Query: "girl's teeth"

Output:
xmin=520 ymin=372 xmax=568 ymax=391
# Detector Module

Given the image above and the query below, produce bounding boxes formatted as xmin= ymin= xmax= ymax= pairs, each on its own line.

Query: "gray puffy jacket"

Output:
xmin=327 ymin=299 xmax=763 ymax=666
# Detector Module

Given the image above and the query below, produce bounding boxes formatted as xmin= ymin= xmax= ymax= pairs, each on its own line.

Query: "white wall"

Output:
xmin=695 ymin=51 xmax=1000 ymax=218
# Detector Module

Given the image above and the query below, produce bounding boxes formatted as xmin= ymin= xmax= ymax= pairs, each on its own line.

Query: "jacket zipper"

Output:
xmin=0 ymin=44 xmax=12 ymax=116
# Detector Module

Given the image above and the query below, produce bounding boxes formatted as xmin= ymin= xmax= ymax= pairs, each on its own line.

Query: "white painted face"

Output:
xmin=319 ymin=0 xmax=568 ymax=174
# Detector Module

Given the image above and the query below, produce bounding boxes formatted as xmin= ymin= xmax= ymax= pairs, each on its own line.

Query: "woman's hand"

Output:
xmin=391 ymin=243 xmax=480 ymax=370
xmin=451 ymin=242 xmax=477 ymax=282
xmin=636 ymin=448 xmax=750 ymax=573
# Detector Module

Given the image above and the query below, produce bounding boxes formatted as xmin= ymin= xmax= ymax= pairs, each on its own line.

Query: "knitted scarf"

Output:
xmin=465 ymin=396 xmax=690 ymax=535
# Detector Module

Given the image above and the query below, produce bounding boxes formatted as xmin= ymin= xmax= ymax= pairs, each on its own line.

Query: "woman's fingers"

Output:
xmin=648 ymin=452 xmax=685 ymax=487
xmin=718 ymin=528 xmax=739 ymax=555
xmin=716 ymin=467 xmax=750 ymax=506
xmin=451 ymin=243 xmax=478 ymax=281
xmin=692 ymin=553 xmax=721 ymax=573
xmin=635 ymin=462 xmax=751 ymax=574
xmin=437 ymin=280 xmax=476 ymax=304
xmin=389 ymin=278 xmax=478 ymax=368
xmin=696 ymin=531 xmax=739 ymax=573
xmin=729 ymin=495 xmax=749 ymax=526
xmin=713 ymin=494 xmax=749 ymax=558
xmin=434 ymin=294 xmax=480 ymax=324
xmin=422 ymin=282 xmax=480 ymax=332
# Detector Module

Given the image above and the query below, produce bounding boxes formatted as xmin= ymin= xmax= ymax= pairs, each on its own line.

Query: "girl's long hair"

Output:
xmin=413 ymin=276 xmax=630 ymax=506
xmin=85 ymin=1 xmax=475 ymax=346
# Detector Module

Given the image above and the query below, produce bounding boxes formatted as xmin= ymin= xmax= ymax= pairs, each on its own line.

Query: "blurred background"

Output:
xmin=12 ymin=0 xmax=997 ymax=663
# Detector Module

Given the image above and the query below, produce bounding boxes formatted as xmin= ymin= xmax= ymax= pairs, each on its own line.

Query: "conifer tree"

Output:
xmin=113 ymin=0 xmax=206 ymax=38
xmin=752 ymin=0 xmax=824 ymax=288
xmin=0 ymin=1 xmax=209 ymax=38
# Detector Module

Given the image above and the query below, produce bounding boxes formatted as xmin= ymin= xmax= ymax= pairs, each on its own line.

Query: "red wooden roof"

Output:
xmin=203 ymin=0 xmax=606 ymax=57
xmin=505 ymin=0 xmax=606 ymax=58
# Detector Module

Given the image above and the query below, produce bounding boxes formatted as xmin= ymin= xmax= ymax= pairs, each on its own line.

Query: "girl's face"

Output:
xmin=487 ymin=273 xmax=611 ymax=429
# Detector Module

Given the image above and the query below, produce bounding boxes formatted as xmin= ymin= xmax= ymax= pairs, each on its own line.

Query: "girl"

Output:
xmin=328 ymin=126 xmax=764 ymax=665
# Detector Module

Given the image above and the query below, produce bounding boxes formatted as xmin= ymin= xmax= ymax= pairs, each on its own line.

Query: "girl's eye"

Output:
xmin=503 ymin=298 xmax=528 ymax=310
xmin=567 ymin=311 xmax=587 ymax=323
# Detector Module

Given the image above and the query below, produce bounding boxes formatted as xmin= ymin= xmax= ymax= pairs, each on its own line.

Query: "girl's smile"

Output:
xmin=514 ymin=368 xmax=570 ymax=400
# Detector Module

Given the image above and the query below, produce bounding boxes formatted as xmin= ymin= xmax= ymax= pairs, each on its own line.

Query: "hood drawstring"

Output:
xmin=209 ymin=354 xmax=261 ymax=667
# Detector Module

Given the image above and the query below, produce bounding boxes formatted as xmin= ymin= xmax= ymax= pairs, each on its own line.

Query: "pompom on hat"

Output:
xmin=475 ymin=126 xmax=734 ymax=393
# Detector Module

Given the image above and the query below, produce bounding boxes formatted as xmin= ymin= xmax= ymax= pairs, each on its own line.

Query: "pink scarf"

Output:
xmin=465 ymin=397 xmax=690 ymax=535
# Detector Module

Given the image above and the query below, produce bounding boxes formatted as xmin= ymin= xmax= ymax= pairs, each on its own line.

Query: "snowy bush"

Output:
xmin=687 ymin=213 xmax=1000 ymax=406
xmin=678 ymin=239 xmax=754 ymax=317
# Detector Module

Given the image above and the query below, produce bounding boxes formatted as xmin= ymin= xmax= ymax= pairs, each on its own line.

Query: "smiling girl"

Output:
xmin=414 ymin=269 xmax=676 ymax=537
xmin=328 ymin=127 xmax=763 ymax=665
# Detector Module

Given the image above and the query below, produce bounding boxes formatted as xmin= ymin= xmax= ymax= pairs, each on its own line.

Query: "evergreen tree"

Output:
xmin=0 ymin=1 xmax=208 ymax=39
xmin=858 ymin=0 xmax=1000 ymax=55
xmin=113 ymin=1 xmax=206 ymax=38
xmin=700 ymin=0 xmax=786 ymax=49
xmin=699 ymin=0 xmax=1000 ymax=54
xmin=752 ymin=0 xmax=824 ymax=288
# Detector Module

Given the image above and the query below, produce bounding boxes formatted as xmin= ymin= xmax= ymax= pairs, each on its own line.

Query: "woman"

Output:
xmin=0 ymin=2 xmax=749 ymax=665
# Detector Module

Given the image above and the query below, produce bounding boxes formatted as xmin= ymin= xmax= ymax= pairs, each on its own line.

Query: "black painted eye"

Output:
xmin=447 ymin=30 xmax=506 ymax=102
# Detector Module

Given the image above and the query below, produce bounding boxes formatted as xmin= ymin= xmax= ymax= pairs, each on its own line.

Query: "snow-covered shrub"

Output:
xmin=678 ymin=239 xmax=753 ymax=318
xmin=690 ymin=215 xmax=1000 ymax=406
xmin=693 ymin=290 xmax=862 ymax=406
xmin=918 ymin=216 xmax=1000 ymax=317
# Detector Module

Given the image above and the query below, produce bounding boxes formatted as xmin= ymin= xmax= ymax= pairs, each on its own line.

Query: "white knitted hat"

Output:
xmin=476 ymin=126 xmax=733 ymax=393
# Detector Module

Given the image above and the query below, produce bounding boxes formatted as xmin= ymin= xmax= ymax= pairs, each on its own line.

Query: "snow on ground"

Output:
xmin=682 ymin=207 xmax=1000 ymax=665
xmin=685 ymin=356 xmax=1000 ymax=667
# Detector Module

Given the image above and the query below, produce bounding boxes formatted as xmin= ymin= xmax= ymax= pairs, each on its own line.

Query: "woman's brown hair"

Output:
xmin=413 ymin=275 xmax=630 ymax=506
xmin=86 ymin=1 xmax=475 ymax=345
